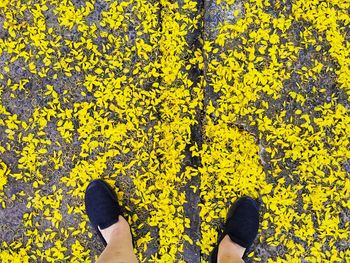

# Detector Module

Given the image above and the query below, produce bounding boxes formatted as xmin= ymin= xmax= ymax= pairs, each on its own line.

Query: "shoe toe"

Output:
xmin=238 ymin=196 xmax=259 ymax=209
xmin=225 ymin=196 xmax=260 ymax=249
xmin=85 ymin=179 xmax=121 ymax=230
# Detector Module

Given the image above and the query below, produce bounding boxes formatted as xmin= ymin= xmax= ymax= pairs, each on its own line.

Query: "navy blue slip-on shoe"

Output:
xmin=85 ymin=179 xmax=122 ymax=246
xmin=209 ymin=196 xmax=260 ymax=263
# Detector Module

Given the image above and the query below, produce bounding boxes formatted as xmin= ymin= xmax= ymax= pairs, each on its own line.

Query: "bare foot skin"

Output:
xmin=99 ymin=215 xmax=131 ymax=244
xmin=218 ymin=235 xmax=246 ymax=262
xmin=96 ymin=215 xmax=138 ymax=263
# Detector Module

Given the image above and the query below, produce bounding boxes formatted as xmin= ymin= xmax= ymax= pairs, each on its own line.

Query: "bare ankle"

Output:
xmin=99 ymin=216 xmax=130 ymax=244
xmin=218 ymin=235 xmax=246 ymax=261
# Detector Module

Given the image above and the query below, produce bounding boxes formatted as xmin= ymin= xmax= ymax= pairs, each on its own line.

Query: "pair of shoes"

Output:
xmin=84 ymin=179 xmax=260 ymax=259
xmin=85 ymin=179 xmax=122 ymax=246
xmin=209 ymin=196 xmax=260 ymax=263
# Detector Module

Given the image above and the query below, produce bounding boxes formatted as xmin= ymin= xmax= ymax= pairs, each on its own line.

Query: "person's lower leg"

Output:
xmin=218 ymin=235 xmax=245 ymax=263
xmin=97 ymin=216 xmax=138 ymax=263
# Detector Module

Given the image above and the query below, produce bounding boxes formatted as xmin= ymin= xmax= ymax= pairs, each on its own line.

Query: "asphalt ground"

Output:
xmin=0 ymin=0 xmax=349 ymax=262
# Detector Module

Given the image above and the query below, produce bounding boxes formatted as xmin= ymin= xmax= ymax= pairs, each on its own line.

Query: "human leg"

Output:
xmin=97 ymin=215 xmax=137 ymax=263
